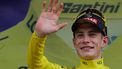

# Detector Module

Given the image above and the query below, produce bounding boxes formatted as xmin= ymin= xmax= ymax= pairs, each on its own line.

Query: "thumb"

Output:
xmin=57 ymin=22 xmax=68 ymax=30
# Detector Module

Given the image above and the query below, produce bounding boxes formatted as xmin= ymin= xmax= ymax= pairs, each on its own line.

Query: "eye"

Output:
xmin=76 ymin=33 xmax=84 ymax=38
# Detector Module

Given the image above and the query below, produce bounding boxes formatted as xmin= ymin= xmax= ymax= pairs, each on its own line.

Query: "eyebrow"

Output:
xmin=75 ymin=28 xmax=101 ymax=34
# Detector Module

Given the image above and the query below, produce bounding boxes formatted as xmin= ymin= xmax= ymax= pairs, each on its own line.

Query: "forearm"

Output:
xmin=27 ymin=31 xmax=48 ymax=69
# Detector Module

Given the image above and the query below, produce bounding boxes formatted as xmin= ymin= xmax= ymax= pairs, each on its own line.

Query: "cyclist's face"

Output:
xmin=73 ymin=23 xmax=108 ymax=60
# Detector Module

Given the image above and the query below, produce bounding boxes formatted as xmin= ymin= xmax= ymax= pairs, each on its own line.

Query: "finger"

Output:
xmin=42 ymin=0 xmax=46 ymax=12
xmin=47 ymin=0 xmax=53 ymax=12
xmin=57 ymin=22 xmax=68 ymax=30
xmin=56 ymin=3 xmax=64 ymax=16
xmin=52 ymin=0 xmax=58 ymax=13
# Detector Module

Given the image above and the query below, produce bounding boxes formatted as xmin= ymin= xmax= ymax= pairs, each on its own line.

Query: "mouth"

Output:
xmin=80 ymin=46 xmax=94 ymax=50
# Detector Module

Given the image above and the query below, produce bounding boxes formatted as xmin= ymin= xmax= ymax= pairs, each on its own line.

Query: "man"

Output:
xmin=27 ymin=0 xmax=110 ymax=69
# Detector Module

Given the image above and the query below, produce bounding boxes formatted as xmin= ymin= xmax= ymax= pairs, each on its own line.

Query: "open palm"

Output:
xmin=35 ymin=0 xmax=67 ymax=37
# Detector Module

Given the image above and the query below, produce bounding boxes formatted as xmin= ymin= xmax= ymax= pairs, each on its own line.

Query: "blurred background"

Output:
xmin=0 ymin=0 xmax=122 ymax=69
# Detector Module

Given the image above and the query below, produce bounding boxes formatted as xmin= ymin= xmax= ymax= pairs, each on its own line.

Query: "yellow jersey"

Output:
xmin=27 ymin=32 xmax=110 ymax=69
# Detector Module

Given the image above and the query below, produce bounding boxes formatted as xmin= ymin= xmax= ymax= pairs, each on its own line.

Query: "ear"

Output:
xmin=102 ymin=36 xmax=109 ymax=48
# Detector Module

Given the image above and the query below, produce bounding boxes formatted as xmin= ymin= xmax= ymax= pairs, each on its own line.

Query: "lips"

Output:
xmin=80 ymin=46 xmax=94 ymax=50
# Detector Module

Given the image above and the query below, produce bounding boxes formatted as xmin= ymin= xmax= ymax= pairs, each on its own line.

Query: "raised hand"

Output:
xmin=35 ymin=0 xmax=67 ymax=37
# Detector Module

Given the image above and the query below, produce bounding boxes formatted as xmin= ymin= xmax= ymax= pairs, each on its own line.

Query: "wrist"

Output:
xmin=35 ymin=31 xmax=46 ymax=38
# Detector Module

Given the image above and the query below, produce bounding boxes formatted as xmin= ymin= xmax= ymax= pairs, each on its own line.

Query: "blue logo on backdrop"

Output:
xmin=0 ymin=0 xmax=30 ymax=32
xmin=0 ymin=0 xmax=30 ymax=41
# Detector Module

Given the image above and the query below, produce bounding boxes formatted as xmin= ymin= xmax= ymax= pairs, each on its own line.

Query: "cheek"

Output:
xmin=74 ymin=39 xmax=80 ymax=45
xmin=91 ymin=41 xmax=102 ymax=55
xmin=73 ymin=39 xmax=81 ymax=49
xmin=91 ymin=39 xmax=103 ymax=49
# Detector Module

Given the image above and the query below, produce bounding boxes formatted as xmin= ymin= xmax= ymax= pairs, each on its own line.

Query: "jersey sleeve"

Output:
xmin=27 ymin=32 xmax=68 ymax=69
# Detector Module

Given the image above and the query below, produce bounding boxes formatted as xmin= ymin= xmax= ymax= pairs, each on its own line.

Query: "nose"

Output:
xmin=82 ymin=35 xmax=90 ymax=44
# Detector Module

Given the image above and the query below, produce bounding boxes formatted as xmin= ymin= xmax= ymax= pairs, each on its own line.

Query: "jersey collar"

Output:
xmin=79 ymin=58 xmax=104 ymax=68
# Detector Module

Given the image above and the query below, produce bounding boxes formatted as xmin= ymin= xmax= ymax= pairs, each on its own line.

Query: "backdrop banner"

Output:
xmin=0 ymin=0 xmax=122 ymax=69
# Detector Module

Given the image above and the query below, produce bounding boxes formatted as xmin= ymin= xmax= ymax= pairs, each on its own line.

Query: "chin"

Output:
xmin=78 ymin=52 xmax=97 ymax=60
